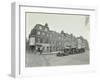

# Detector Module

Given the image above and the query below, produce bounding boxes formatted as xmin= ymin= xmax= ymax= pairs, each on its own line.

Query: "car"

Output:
xmin=56 ymin=51 xmax=69 ymax=57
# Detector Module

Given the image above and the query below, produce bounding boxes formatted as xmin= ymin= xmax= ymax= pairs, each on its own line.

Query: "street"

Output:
xmin=25 ymin=50 xmax=89 ymax=67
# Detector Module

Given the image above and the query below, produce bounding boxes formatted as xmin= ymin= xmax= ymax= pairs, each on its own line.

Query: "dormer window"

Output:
xmin=39 ymin=26 xmax=42 ymax=29
xmin=44 ymin=28 xmax=48 ymax=31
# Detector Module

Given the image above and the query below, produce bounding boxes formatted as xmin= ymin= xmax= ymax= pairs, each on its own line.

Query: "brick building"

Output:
xmin=77 ymin=36 xmax=89 ymax=50
xmin=28 ymin=23 xmax=89 ymax=53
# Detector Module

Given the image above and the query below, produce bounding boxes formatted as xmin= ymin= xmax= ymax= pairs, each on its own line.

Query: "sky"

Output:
xmin=26 ymin=12 xmax=90 ymax=43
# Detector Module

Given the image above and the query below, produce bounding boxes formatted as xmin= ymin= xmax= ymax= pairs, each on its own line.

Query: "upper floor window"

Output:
xmin=61 ymin=37 xmax=64 ymax=40
xmin=47 ymin=34 xmax=49 ymax=37
xmin=50 ymin=34 xmax=52 ymax=38
xmin=44 ymin=28 xmax=48 ymax=31
xmin=37 ymin=31 xmax=40 ymax=35
xmin=40 ymin=39 xmax=43 ymax=43
xmin=42 ymin=32 xmax=45 ymax=36
xmin=42 ymin=39 xmax=45 ymax=43
xmin=37 ymin=38 xmax=40 ymax=43
xmin=59 ymin=36 xmax=61 ymax=40
xmin=39 ymin=26 xmax=42 ymax=30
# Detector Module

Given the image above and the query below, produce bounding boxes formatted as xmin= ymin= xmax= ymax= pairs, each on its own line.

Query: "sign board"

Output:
xmin=29 ymin=37 xmax=35 ymax=46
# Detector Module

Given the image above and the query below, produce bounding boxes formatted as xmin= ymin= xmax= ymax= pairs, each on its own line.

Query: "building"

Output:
xmin=70 ymin=34 xmax=78 ymax=48
xmin=28 ymin=23 xmax=89 ymax=53
xmin=77 ymin=36 xmax=89 ymax=50
xmin=29 ymin=23 xmax=50 ymax=52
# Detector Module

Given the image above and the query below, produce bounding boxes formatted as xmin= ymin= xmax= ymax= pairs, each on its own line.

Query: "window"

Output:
xmin=50 ymin=34 xmax=52 ymax=38
xmin=45 ymin=39 xmax=49 ymax=43
xmin=42 ymin=39 xmax=45 ymax=43
xmin=29 ymin=37 xmax=35 ymax=45
xmin=47 ymin=34 xmax=49 ymax=37
xmin=59 ymin=36 xmax=61 ymax=40
xmin=45 ymin=28 xmax=48 ymax=31
xmin=39 ymin=26 xmax=42 ymax=29
xmin=37 ymin=31 xmax=40 ymax=35
xmin=42 ymin=32 xmax=45 ymax=35
xmin=59 ymin=42 xmax=61 ymax=45
xmin=37 ymin=38 xmax=40 ymax=43
xmin=40 ymin=39 xmax=43 ymax=43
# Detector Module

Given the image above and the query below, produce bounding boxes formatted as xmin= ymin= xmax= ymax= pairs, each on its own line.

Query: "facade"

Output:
xmin=29 ymin=23 xmax=50 ymax=52
xmin=77 ymin=36 xmax=89 ymax=50
xmin=28 ymin=23 xmax=89 ymax=53
xmin=70 ymin=34 xmax=78 ymax=48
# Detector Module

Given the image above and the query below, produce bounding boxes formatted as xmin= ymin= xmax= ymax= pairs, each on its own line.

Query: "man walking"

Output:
xmin=40 ymin=46 xmax=43 ymax=55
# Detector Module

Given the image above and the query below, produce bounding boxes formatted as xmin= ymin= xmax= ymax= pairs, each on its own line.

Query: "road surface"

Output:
xmin=25 ymin=51 xmax=89 ymax=67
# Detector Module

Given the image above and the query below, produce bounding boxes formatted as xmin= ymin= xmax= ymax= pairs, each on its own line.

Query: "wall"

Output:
xmin=0 ymin=0 xmax=100 ymax=80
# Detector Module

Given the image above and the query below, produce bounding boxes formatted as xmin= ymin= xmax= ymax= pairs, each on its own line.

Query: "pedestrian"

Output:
xmin=40 ymin=47 xmax=43 ymax=55
xmin=35 ymin=46 xmax=38 ymax=54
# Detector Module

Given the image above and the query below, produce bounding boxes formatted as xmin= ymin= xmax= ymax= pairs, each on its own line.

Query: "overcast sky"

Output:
xmin=26 ymin=12 xmax=90 ymax=43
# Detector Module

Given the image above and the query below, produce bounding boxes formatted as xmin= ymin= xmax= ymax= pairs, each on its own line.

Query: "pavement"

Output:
xmin=25 ymin=50 xmax=89 ymax=67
